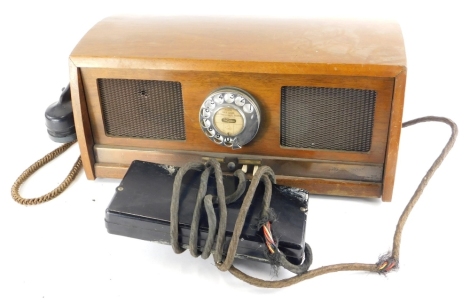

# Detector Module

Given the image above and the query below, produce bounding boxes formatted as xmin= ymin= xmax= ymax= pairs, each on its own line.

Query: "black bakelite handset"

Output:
xmin=45 ymin=84 xmax=76 ymax=143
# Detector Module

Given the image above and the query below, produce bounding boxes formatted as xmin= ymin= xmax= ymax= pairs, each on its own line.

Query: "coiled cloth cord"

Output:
xmin=169 ymin=158 xmax=312 ymax=274
xmin=228 ymin=116 xmax=458 ymax=287
xmin=10 ymin=116 xmax=458 ymax=288
xmin=169 ymin=116 xmax=458 ymax=287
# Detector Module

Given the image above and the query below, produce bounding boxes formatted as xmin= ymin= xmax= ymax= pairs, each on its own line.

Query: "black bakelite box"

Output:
xmin=105 ymin=160 xmax=309 ymax=264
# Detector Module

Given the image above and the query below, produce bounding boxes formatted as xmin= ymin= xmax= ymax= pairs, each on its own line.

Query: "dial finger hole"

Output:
xmin=213 ymin=133 xmax=224 ymax=144
xmin=235 ymin=96 xmax=246 ymax=106
xmin=243 ymin=103 xmax=253 ymax=113
xmin=201 ymin=118 xmax=211 ymax=128
xmin=204 ymin=127 xmax=216 ymax=137
xmin=223 ymin=137 xmax=234 ymax=147
xmin=215 ymin=94 xmax=224 ymax=104
xmin=224 ymin=93 xmax=235 ymax=103
xmin=205 ymin=98 xmax=216 ymax=109
xmin=202 ymin=108 xmax=211 ymax=118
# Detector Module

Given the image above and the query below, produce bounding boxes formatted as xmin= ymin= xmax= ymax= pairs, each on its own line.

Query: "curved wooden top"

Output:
xmin=70 ymin=15 xmax=406 ymax=76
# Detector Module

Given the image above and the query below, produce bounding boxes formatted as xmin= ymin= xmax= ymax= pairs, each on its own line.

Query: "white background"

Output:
xmin=1 ymin=1 xmax=468 ymax=303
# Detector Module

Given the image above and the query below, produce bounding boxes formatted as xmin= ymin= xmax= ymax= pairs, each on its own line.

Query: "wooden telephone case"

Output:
xmin=69 ymin=16 xmax=406 ymax=202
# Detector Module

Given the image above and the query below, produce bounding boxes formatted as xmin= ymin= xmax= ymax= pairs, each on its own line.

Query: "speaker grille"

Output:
xmin=97 ymin=78 xmax=186 ymax=140
xmin=281 ymin=87 xmax=376 ymax=152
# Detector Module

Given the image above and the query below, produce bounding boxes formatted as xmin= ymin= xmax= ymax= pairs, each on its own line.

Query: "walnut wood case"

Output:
xmin=69 ymin=16 xmax=406 ymax=201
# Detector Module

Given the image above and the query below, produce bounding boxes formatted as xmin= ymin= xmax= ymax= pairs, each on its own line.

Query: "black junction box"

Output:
xmin=105 ymin=160 xmax=309 ymax=264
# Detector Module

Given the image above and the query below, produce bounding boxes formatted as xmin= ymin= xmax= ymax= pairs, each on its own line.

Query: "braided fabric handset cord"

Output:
xmin=10 ymin=116 xmax=458 ymax=288
xmin=11 ymin=140 xmax=82 ymax=205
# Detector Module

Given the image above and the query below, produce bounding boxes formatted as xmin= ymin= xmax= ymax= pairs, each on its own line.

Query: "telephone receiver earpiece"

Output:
xmin=45 ymin=84 xmax=76 ymax=143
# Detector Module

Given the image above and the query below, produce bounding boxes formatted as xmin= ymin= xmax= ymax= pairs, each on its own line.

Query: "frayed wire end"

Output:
xmin=263 ymin=222 xmax=276 ymax=254
xmin=261 ymin=220 xmax=282 ymax=276
xmin=257 ymin=210 xmax=284 ymax=276
xmin=376 ymin=252 xmax=399 ymax=275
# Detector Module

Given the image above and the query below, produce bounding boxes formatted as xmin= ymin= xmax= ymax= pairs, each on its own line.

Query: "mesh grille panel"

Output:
xmin=98 ymin=78 xmax=186 ymax=140
xmin=281 ymin=86 xmax=376 ymax=152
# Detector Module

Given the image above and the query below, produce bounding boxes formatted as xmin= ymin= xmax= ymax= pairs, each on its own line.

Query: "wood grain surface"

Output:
xmin=69 ymin=15 xmax=406 ymax=201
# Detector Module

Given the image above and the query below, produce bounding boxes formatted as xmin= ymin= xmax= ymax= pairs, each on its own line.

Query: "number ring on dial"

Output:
xmin=199 ymin=87 xmax=260 ymax=149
